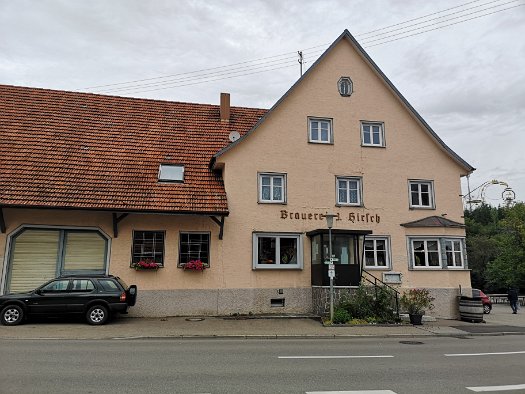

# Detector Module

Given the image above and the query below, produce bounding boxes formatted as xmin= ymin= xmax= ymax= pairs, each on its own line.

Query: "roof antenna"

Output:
xmin=298 ymin=51 xmax=304 ymax=76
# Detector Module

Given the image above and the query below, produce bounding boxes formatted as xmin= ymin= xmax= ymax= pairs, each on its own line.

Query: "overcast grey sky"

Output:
xmin=1 ymin=0 xmax=524 ymax=206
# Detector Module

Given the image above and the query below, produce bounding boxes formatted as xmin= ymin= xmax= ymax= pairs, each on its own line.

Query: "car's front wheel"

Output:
xmin=1 ymin=305 xmax=24 ymax=326
xmin=86 ymin=305 xmax=109 ymax=325
xmin=483 ymin=304 xmax=492 ymax=314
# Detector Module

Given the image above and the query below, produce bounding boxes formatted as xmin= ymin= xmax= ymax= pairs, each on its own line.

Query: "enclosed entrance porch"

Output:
xmin=307 ymin=229 xmax=371 ymax=287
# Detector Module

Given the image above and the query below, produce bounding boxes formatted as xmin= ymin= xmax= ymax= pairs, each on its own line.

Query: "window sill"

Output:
xmin=410 ymin=267 xmax=469 ymax=271
xmin=307 ymin=141 xmax=334 ymax=145
xmin=253 ymin=265 xmax=303 ymax=270
xmin=409 ymin=206 xmax=435 ymax=210
xmin=364 ymin=266 xmax=391 ymax=270
xmin=361 ymin=144 xmax=386 ymax=148
xmin=258 ymin=201 xmax=287 ymax=205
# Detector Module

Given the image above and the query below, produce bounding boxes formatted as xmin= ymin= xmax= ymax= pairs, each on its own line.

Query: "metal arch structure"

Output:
xmin=464 ymin=179 xmax=516 ymax=210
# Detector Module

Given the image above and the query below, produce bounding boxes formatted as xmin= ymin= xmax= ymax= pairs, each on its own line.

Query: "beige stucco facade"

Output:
xmin=0 ymin=33 xmax=473 ymax=318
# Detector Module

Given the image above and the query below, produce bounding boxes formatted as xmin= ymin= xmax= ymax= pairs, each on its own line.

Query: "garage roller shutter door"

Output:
xmin=9 ymin=230 xmax=60 ymax=293
xmin=63 ymin=232 xmax=106 ymax=271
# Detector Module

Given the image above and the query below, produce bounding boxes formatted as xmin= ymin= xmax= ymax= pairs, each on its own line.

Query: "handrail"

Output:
xmin=361 ymin=270 xmax=400 ymax=294
xmin=361 ymin=270 xmax=400 ymax=319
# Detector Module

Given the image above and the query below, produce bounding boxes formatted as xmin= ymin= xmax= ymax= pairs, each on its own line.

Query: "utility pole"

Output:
xmin=297 ymin=51 xmax=303 ymax=76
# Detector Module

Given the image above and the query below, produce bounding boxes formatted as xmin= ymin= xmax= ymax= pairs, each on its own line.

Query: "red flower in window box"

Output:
xmin=133 ymin=259 xmax=160 ymax=270
xmin=182 ymin=260 xmax=207 ymax=271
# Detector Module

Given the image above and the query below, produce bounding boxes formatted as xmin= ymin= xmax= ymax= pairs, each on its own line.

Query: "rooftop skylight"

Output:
xmin=158 ymin=164 xmax=184 ymax=182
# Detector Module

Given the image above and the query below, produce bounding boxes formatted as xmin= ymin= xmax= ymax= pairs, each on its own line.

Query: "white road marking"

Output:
xmin=279 ymin=355 xmax=394 ymax=359
xmin=306 ymin=391 xmax=397 ymax=394
xmin=466 ymin=384 xmax=525 ymax=392
xmin=445 ymin=350 xmax=525 ymax=357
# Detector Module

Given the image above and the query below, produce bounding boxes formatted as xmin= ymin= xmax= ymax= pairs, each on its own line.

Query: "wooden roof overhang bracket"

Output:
xmin=0 ymin=206 xmax=5 ymax=233
xmin=209 ymin=216 xmax=225 ymax=240
xmin=112 ymin=213 xmax=129 ymax=238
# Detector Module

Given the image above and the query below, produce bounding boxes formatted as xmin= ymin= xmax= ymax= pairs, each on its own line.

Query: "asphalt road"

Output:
xmin=1 ymin=336 xmax=524 ymax=394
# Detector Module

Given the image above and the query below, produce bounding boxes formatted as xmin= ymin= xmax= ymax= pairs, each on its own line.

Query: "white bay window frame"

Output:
xmin=408 ymin=237 xmax=467 ymax=270
xmin=445 ymin=238 xmax=465 ymax=268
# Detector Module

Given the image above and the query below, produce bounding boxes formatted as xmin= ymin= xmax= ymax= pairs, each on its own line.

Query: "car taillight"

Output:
xmin=120 ymin=292 xmax=126 ymax=302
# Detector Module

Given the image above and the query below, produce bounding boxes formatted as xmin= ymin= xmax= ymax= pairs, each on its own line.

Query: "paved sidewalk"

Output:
xmin=1 ymin=304 xmax=523 ymax=340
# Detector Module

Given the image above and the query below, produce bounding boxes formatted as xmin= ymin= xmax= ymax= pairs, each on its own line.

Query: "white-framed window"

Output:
xmin=253 ymin=233 xmax=303 ymax=269
xmin=409 ymin=237 xmax=466 ymax=270
xmin=361 ymin=122 xmax=385 ymax=147
xmin=411 ymin=238 xmax=441 ymax=268
xmin=158 ymin=164 xmax=184 ymax=182
xmin=308 ymin=118 xmax=332 ymax=144
xmin=258 ymin=173 xmax=286 ymax=203
xmin=445 ymin=239 xmax=464 ymax=268
xmin=364 ymin=237 xmax=390 ymax=269
xmin=336 ymin=176 xmax=362 ymax=206
xmin=409 ymin=180 xmax=434 ymax=209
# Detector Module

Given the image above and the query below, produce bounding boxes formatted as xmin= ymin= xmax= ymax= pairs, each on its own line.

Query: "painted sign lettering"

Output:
xmin=280 ymin=210 xmax=380 ymax=224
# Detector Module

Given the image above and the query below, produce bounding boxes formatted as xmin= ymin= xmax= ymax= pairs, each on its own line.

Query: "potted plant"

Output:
xmin=182 ymin=260 xmax=207 ymax=272
xmin=132 ymin=259 xmax=160 ymax=271
xmin=400 ymin=288 xmax=435 ymax=325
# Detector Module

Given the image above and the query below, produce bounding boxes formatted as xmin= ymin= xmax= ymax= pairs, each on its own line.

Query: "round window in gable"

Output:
xmin=338 ymin=77 xmax=353 ymax=97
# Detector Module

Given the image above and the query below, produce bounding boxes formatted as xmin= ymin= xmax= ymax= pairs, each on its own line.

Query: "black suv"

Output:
xmin=0 ymin=275 xmax=137 ymax=326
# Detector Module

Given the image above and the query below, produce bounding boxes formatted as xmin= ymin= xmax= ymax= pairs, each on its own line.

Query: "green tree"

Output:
xmin=467 ymin=235 xmax=500 ymax=290
xmin=485 ymin=203 xmax=525 ymax=291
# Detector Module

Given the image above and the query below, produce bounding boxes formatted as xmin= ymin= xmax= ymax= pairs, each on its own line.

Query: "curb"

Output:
xmin=2 ymin=330 xmax=525 ymax=341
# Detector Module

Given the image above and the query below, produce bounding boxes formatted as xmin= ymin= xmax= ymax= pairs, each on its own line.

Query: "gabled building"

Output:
xmin=0 ymin=30 xmax=474 ymax=318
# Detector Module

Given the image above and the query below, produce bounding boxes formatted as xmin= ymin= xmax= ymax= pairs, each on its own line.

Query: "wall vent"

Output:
xmin=271 ymin=298 xmax=285 ymax=307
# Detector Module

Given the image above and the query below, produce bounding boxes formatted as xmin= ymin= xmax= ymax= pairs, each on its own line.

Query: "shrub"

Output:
xmin=332 ymin=307 xmax=351 ymax=324
xmin=337 ymin=284 xmax=400 ymax=324
xmin=400 ymin=288 xmax=434 ymax=315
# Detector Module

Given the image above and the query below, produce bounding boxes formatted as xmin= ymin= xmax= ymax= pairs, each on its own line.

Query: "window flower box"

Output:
xmin=182 ymin=260 xmax=207 ymax=272
xmin=132 ymin=259 xmax=160 ymax=271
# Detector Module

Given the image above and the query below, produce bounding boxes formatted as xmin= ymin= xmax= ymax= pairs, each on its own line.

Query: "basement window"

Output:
xmin=158 ymin=164 xmax=184 ymax=182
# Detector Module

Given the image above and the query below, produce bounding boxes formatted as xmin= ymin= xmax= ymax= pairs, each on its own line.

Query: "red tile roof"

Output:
xmin=0 ymin=84 xmax=266 ymax=214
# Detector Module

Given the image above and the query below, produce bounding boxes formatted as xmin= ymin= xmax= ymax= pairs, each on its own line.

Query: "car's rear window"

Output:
xmin=99 ymin=279 xmax=120 ymax=292
xmin=115 ymin=277 xmax=129 ymax=290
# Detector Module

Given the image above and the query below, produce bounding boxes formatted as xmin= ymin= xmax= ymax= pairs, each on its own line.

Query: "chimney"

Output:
xmin=220 ymin=92 xmax=230 ymax=123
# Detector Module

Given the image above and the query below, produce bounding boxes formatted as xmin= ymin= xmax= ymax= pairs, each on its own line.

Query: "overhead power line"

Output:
xmin=356 ymin=0 xmax=488 ymax=37
xmin=82 ymin=51 xmax=297 ymax=91
xmin=360 ymin=0 xmax=522 ymax=45
xmin=87 ymin=0 xmax=523 ymax=96
xmin=91 ymin=55 xmax=321 ymax=94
